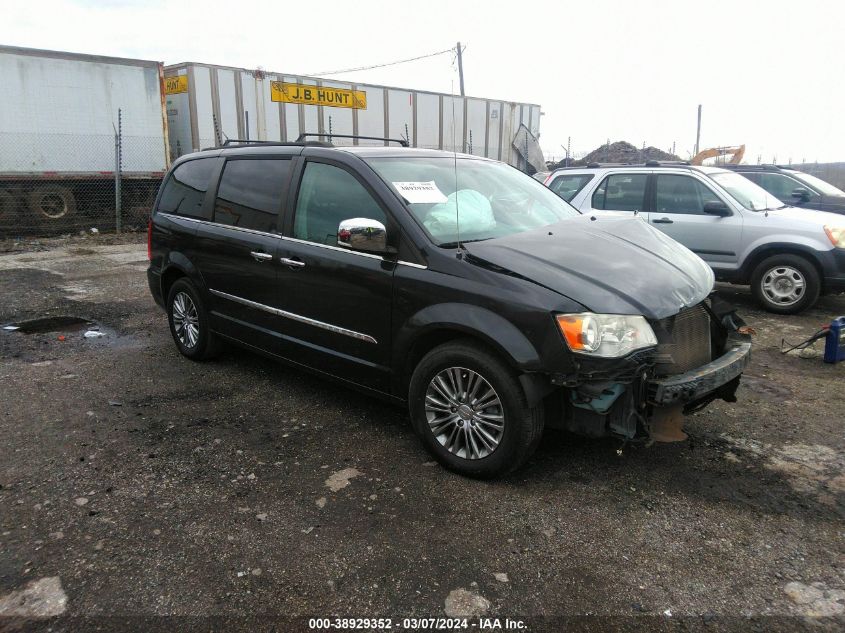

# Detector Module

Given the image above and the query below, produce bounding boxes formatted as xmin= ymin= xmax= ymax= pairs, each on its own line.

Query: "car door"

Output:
xmin=275 ymin=158 xmax=396 ymax=392
xmin=581 ymin=171 xmax=650 ymax=219
xmin=649 ymin=172 xmax=743 ymax=268
xmin=190 ymin=156 xmax=294 ymax=351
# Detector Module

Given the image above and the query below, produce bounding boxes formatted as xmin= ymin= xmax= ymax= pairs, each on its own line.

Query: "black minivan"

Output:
xmin=147 ymin=139 xmax=751 ymax=478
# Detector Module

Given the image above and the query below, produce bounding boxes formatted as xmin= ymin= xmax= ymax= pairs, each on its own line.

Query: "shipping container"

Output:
xmin=164 ymin=61 xmax=543 ymax=170
xmin=0 ymin=45 xmax=169 ymax=232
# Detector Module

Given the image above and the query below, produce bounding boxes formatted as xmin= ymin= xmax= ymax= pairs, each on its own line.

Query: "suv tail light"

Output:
xmin=147 ymin=218 xmax=153 ymax=260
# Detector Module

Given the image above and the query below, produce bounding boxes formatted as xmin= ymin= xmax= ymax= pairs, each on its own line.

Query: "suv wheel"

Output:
xmin=408 ymin=340 xmax=544 ymax=479
xmin=750 ymin=254 xmax=820 ymax=314
xmin=166 ymin=279 xmax=222 ymax=360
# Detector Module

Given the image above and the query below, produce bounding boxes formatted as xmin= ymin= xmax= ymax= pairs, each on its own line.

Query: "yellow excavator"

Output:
xmin=690 ymin=144 xmax=746 ymax=165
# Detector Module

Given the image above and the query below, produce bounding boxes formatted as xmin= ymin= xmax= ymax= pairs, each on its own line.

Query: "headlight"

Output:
xmin=556 ymin=313 xmax=658 ymax=358
xmin=824 ymin=226 xmax=845 ymax=248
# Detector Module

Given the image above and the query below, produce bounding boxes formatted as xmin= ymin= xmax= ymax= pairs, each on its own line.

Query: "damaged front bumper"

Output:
xmin=647 ymin=331 xmax=752 ymax=406
xmin=547 ymin=299 xmax=753 ymax=441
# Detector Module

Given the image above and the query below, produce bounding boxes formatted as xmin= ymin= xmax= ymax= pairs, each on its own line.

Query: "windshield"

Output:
xmin=365 ymin=157 xmax=580 ymax=246
xmin=710 ymin=171 xmax=783 ymax=211
xmin=795 ymin=172 xmax=845 ymax=196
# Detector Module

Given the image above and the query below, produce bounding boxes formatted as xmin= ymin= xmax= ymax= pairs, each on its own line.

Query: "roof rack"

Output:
xmin=296 ymin=132 xmax=409 ymax=147
xmin=644 ymin=160 xmax=691 ymax=167
xmin=721 ymin=164 xmax=794 ymax=172
xmin=574 ymin=161 xmax=694 ymax=169
xmin=219 ymin=139 xmax=332 ymax=148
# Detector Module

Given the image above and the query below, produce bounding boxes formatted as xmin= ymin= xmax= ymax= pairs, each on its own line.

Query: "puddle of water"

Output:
xmin=2 ymin=316 xmax=142 ymax=353
xmin=4 ymin=316 xmax=94 ymax=335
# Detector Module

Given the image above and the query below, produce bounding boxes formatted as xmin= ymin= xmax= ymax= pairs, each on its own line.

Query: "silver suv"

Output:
xmin=544 ymin=163 xmax=845 ymax=314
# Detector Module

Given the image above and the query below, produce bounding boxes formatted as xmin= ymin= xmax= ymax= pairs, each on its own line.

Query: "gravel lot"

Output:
xmin=0 ymin=236 xmax=843 ymax=632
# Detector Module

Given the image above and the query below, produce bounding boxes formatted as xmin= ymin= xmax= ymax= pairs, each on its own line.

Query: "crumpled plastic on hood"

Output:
xmin=424 ymin=189 xmax=496 ymax=239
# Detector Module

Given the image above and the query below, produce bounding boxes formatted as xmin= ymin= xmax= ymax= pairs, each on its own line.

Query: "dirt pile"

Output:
xmin=550 ymin=141 xmax=681 ymax=169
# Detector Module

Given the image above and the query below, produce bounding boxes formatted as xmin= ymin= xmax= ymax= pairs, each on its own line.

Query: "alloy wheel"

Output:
xmin=424 ymin=367 xmax=505 ymax=460
xmin=172 ymin=291 xmax=200 ymax=348
xmin=761 ymin=266 xmax=805 ymax=307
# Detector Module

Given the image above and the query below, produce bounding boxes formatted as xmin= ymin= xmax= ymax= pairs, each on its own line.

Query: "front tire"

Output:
xmin=166 ymin=279 xmax=222 ymax=360
xmin=750 ymin=254 xmax=820 ymax=314
xmin=408 ymin=340 xmax=544 ymax=479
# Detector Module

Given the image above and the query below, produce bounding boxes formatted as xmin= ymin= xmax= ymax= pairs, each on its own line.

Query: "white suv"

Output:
xmin=543 ymin=162 xmax=845 ymax=314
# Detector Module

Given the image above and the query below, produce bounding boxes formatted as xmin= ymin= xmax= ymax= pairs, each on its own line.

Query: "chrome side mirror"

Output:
xmin=337 ymin=218 xmax=388 ymax=254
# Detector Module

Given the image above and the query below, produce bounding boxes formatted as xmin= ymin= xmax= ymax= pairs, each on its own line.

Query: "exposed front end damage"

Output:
xmin=546 ymin=296 xmax=752 ymax=442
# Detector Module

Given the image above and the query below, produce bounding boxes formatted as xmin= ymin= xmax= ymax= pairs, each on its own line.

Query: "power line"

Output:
xmin=305 ymin=46 xmax=457 ymax=77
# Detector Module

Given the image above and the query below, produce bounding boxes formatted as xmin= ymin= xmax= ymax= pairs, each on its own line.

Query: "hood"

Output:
xmin=463 ymin=215 xmax=714 ymax=320
xmin=761 ymin=205 xmax=845 ymax=225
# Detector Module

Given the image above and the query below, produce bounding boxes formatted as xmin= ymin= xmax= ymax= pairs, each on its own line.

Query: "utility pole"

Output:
xmin=694 ymin=104 xmax=702 ymax=156
xmin=456 ymin=42 xmax=465 ymax=96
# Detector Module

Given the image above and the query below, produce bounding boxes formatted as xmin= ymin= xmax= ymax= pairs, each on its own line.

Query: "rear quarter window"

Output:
xmin=157 ymin=158 xmax=218 ymax=220
xmin=548 ymin=174 xmax=594 ymax=202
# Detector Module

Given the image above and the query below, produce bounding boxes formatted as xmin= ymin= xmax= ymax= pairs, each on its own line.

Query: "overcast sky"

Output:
xmin=3 ymin=0 xmax=844 ymax=163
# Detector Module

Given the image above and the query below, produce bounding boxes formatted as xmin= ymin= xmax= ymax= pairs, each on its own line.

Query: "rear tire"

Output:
xmin=166 ymin=278 xmax=222 ymax=360
xmin=750 ymin=254 xmax=820 ymax=314
xmin=408 ymin=340 xmax=544 ymax=479
xmin=27 ymin=185 xmax=76 ymax=223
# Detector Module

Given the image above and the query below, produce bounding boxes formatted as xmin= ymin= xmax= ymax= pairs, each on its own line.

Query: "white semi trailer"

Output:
xmin=0 ymin=45 xmax=169 ymax=233
xmin=0 ymin=45 xmax=544 ymax=236
xmin=163 ymin=61 xmax=543 ymax=170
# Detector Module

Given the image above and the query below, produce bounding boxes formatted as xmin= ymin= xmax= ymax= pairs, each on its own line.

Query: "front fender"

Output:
xmin=738 ymin=238 xmax=829 ymax=278
xmin=393 ymin=302 xmax=543 ymax=379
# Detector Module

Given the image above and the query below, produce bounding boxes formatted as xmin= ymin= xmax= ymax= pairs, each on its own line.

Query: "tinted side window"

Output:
xmin=549 ymin=174 xmax=594 ymax=202
xmin=158 ymin=158 xmax=217 ymax=219
xmin=293 ymin=162 xmax=387 ymax=246
xmin=655 ymin=174 xmax=722 ymax=215
xmin=592 ymin=174 xmax=647 ymax=211
xmin=213 ymin=159 xmax=290 ymax=232
xmin=758 ymin=173 xmax=814 ymax=200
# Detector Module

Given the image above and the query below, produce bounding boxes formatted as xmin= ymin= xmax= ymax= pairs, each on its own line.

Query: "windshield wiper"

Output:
xmin=439 ymin=238 xmax=492 ymax=248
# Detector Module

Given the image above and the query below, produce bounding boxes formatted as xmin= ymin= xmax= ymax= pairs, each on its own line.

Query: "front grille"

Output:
xmin=653 ymin=304 xmax=712 ymax=376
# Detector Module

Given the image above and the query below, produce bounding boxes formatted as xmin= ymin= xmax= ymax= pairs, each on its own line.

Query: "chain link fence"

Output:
xmin=0 ymin=124 xmax=166 ymax=238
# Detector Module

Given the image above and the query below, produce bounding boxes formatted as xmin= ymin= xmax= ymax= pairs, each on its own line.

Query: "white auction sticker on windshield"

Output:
xmin=392 ymin=181 xmax=448 ymax=204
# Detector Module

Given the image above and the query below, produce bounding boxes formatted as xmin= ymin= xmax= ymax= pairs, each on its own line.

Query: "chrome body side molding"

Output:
xmin=209 ymin=289 xmax=378 ymax=344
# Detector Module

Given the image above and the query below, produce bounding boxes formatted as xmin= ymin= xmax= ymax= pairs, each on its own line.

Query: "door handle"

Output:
xmin=279 ymin=257 xmax=306 ymax=268
xmin=250 ymin=251 xmax=273 ymax=262
xmin=652 ymin=217 xmax=674 ymax=224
